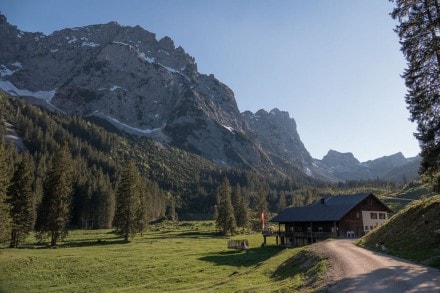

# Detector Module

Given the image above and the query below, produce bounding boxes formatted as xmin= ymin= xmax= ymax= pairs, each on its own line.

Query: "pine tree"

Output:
xmin=255 ymin=183 xmax=268 ymax=230
xmin=6 ymin=154 xmax=36 ymax=247
xmin=233 ymin=184 xmax=249 ymax=230
xmin=94 ymin=170 xmax=115 ymax=229
xmin=113 ymin=161 xmax=141 ymax=242
xmin=35 ymin=145 xmax=74 ymax=246
xmin=215 ymin=177 xmax=236 ymax=235
xmin=391 ymin=0 xmax=440 ymax=189
xmin=278 ymin=191 xmax=287 ymax=212
xmin=0 ymin=136 xmax=12 ymax=243
xmin=138 ymin=177 xmax=150 ymax=236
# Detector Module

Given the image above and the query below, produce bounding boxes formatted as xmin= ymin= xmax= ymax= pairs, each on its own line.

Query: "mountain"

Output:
xmin=0 ymin=14 xmax=316 ymax=178
xmin=315 ymin=150 xmax=421 ymax=183
xmin=0 ymin=15 xmax=420 ymax=183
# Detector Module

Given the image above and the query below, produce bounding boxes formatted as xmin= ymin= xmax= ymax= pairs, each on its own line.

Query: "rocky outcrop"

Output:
xmin=0 ymin=15 xmax=313 ymax=177
xmin=242 ymin=108 xmax=314 ymax=174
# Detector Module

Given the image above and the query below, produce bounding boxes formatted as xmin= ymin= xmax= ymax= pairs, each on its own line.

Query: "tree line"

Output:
xmin=0 ymin=93 xmax=400 ymax=245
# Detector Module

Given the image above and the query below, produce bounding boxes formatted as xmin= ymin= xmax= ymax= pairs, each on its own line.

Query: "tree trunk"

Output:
xmin=9 ymin=230 xmax=16 ymax=248
xmin=51 ymin=230 xmax=57 ymax=247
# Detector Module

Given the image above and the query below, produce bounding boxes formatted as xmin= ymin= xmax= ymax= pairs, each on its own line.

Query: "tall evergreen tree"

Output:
xmin=7 ymin=155 xmax=36 ymax=247
xmin=255 ymin=183 xmax=268 ymax=230
xmin=35 ymin=145 xmax=74 ymax=246
xmin=232 ymin=184 xmax=249 ymax=230
xmin=138 ymin=177 xmax=150 ymax=236
xmin=391 ymin=0 xmax=440 ymax=189
xmin=215 ymin=177 xmax=236 ymax=235
xmin=0 ymin=136 xmax=12 ymax=243
xmin=113 ymin=161 xmax=141 ymax=242
xmin=94 ymin=170 xmax=115 ymax=229
xmin=278 ymin=191 xmax=287 ymax=212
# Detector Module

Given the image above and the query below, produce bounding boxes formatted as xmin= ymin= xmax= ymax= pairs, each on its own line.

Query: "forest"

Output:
xmin=0 ymin=92 xmax=400 ymax=247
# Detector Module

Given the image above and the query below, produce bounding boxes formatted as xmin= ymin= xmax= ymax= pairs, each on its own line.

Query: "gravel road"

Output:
xmin=312 ymin=239 xmax=440 ymax=292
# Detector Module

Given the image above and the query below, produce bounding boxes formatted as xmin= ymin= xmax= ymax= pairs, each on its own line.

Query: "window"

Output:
xmin=379 ymin=213 xmax=386 ymax=219
xmin=356 ymin=212 xmax=360 ymax=218
xmin=371 ymin=212 xmax=377 ymax=219
xmin=365 ymin=226 xmax=369 ymax=230
xmin=370 ymin=226 xmax=374 ymax=230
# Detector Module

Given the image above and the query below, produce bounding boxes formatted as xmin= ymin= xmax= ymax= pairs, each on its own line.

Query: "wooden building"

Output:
xmin=264 ymin=193 xmax=392 ymax=246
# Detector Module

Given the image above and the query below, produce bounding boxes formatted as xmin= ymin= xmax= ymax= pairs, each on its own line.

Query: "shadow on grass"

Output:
xmin=271 ymin=249 xmax=321 ymax=281
xmin=176 ymin=231 xmax=221 ymax=238
xmin=15 ymin=238 xmax=128 ymax=249
xmin=57 ymin=238 xmax=128 ymax=248
xmin=199 ymin=246 xmax=282 ymax=267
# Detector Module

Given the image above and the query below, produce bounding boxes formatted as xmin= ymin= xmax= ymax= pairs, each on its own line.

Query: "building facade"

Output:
xmin=264 ymin=193 xmax=392 ymax=246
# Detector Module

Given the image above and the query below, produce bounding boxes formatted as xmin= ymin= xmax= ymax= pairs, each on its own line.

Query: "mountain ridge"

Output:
xmin=314 ymin=150 xmax=420 ymax=183
xmin=0 ymin=14 xmax=419 ymax=182
xmin=0 ymin=14 xmax=318 ymax=179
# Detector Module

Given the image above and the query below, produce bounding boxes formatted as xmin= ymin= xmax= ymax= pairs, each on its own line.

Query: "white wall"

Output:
xmin=362 ymin=211 xmax=388 ymax=233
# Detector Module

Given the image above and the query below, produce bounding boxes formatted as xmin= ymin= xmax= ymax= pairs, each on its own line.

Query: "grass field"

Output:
xmin=0 ymin=221 xmax=327 ymax=292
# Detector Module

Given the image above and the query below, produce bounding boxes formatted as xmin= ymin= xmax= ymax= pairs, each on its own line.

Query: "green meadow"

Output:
xmin=0 ymin=221 xmax=326 ymax=292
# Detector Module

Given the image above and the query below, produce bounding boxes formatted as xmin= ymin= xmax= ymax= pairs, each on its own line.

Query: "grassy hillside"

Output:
xmin=358 ymin=194 xmax=440 ymax=269
xmin=0 ymin=221 xmax=327 ymax=292
xmin=377 ymin=181 xmax=434 ymax=212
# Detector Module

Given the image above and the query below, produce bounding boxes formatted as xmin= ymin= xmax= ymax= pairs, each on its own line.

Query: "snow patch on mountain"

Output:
xmin=0 ymin=80 xmax=56 ymax=102
xmin=0 ymin=63 xmax=22 ymax=77
xmin=139 ymin=52 xmax=155 ymax=63
xmin=89 ymin=111 xmax=164 ymax=135
xmin=82 ymin=41 xmax=100 ymax=48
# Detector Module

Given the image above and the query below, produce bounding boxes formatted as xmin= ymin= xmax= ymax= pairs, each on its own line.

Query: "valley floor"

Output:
xmin=0 ymin=222 xmax=326 ymax=292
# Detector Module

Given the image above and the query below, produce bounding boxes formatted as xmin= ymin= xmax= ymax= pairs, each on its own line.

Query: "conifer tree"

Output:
xmin=113 ymin=160 xmax=141 ymax=242
xmin=255 ymin=183 xmax=268 ymax=230
xmin=94 ymin=170 xmax=115 ymax=228
xmin=0 ymin=136 xmax=12 ymax=243
xmin=278 ymin=191 xmax=287 ymax=212
xmin=138 ymin=177 xmax=150 ymax=236
xmin=35 ymin=145 xmax=74 ymax=246
xmin=7 ymin=155 xmax=36 ymax=247
xmin=215 ymin=177 xmax=236 ymax=235
xmin=391 ymin=0 xmax=440 ymax=189
xmin=233 ymin=184 xmax=249 ymax=230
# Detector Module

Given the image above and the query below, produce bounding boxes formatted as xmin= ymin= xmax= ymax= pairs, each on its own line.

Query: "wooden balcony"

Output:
xmin=262 ymin=230 xmax=337 ymax=239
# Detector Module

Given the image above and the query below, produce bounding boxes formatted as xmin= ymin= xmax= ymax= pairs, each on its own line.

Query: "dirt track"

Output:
xmin=311 ymin=239 xmax=440 ymax=292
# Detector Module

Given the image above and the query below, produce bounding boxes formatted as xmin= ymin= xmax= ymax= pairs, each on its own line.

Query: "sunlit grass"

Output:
xmin=0 ymin=221 xmax=326 ymax=292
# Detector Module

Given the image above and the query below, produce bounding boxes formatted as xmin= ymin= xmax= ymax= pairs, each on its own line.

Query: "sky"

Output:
xmin=1 ymin=0 xmax=421 ymax=162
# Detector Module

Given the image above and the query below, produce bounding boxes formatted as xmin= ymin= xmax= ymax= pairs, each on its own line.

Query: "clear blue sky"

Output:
xmin=1 ymin=0 xmax=420 ymax=161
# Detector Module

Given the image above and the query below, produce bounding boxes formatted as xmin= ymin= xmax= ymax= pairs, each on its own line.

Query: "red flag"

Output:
xmin=261 ymin=211 xmax=265 ymax=230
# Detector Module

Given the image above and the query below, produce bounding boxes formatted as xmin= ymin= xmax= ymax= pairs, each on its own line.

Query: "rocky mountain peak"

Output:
xmin=0 ymin=15 xmax=319 ymax=177
xmin=321 ymin=150 xmax=360 ymax=167
xmin=242 ymin=108 xmax=312 ymax=173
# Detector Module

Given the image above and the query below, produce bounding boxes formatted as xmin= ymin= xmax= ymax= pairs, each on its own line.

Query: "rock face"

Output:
xmin=0 ymin=15 xmax=420 ymax=182
xmin=315 ymin=150 xmax=420 ymax=183
xmin=242 ymin=108 xmax=313 ymax=173
xmin=0 ymin=15 xmax=314 ymax=176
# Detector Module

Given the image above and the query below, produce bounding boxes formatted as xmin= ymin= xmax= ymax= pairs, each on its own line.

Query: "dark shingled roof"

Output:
xmin=270 ymin=193 xmax=381 ymax=222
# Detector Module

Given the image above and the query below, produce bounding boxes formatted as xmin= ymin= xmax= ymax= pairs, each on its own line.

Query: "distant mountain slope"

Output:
xmin=314 ymin=150 xmax=420 ymax=183
xmin=0 ymin=14 xmax=316 ymax=179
